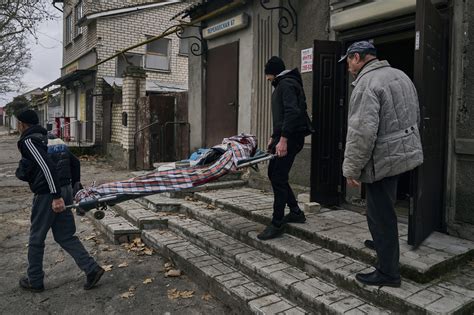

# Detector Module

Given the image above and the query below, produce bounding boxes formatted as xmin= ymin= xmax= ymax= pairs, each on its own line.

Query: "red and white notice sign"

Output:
xmin=301 ymin=48 xmax=313 ymax=73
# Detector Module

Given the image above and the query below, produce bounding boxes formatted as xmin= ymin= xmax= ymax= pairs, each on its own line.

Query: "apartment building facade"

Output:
xmin=48 ymin=0 xmax=190 ymax=150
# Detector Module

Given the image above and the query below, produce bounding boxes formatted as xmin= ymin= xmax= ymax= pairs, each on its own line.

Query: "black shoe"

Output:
xmin=364 ymin=239 xmax=375 ymax=250
xmin=84 ymin=266 xmax=105 ymax=290
xmin=283 ymin=211 xmax=306 ymax=224
xmin=355 ymin=270 xmax=401 ymax=287
xmin=257 ymin=224 xmax=285 ymax=240
xmin=19 ymin=276 xmax=44 ymax=293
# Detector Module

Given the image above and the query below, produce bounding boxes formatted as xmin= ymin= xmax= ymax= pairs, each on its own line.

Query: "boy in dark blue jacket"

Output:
xmin=15 ymin=110 xmax=104 ymax=292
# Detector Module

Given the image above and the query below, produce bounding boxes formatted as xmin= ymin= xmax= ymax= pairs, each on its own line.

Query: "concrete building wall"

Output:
xmin=188 ymin=6 xmax=255 ymax=151
xmin=279 ymin=0 xmax=330 ymax=187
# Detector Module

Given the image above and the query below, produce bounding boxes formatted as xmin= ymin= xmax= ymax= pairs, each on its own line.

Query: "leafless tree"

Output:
xmin=0 ymin=0 xmax=56 ymax=96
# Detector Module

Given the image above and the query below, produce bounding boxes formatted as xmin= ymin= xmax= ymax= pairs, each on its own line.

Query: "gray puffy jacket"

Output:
xmin=343 ymin=60 xmax=424 ymax=183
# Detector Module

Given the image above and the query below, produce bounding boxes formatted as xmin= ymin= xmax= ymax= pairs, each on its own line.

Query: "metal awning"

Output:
xmin=103 ymin=76 xmax=188 ymax=93
xmin=43 ymin=70 xmax=95 ymax=89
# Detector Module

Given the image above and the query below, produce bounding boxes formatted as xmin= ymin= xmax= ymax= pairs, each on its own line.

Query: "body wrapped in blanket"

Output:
xmin=72 ymin=134 xmax=269 ymax=215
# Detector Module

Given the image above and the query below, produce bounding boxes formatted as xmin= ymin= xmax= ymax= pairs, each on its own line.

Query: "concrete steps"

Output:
xmin=164 ymin=215 xmax=390 ymax=314
xmin=193 ymin=188 xmax=474 ymax=284
xmin=176 ymin=200 xmax=474 ymax=314
xmin=88 ymin=184 xmax=474 ymax=314
xmin=142 ymin=229 xmax=311 ymax=314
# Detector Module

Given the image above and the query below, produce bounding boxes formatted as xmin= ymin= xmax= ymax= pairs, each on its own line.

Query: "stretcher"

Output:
xmin=66 ymin=134 xmax=273 ymax=219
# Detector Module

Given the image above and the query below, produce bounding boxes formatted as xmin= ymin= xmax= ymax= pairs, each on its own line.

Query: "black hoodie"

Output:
xmin=271 ymin=68 xmax=314 ymax=138
xmin=16 ymin=125 xmax=62 ymax=198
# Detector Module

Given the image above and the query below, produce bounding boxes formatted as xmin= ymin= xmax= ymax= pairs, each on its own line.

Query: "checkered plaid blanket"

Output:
xmin=75 ymin=134 xmax=257 ymax=202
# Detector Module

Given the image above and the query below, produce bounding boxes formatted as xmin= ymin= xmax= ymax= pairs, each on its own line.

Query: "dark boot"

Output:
xmin=84 ymin=266 xmax=105 ymax=290
xmin=283 ymin=211 xmax=306 ymax=224
xmin=19 ymin=276 xmax=44 ymax=293
xmin=364 ymin=239 xmax=375 ymax=250
xmin=257 ymin=224 xmax=285 ymax=240
xmin=355 ymin=270 xmax=401 ymax=287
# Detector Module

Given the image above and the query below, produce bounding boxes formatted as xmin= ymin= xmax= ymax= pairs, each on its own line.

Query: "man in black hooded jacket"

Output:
xmin=15 ymin=109 xmax=104 ymax=292
xmin=257 ymin=56 xmax=313 ymax=240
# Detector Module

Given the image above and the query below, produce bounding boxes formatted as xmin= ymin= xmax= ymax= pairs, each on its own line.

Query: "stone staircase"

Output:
xmin=89 ymin=180 xmax=474 ymax=314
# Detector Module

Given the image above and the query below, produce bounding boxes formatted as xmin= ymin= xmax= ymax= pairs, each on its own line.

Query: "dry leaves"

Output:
xmin=118 ymin=262 xmax=128 ymax=268
xmin=201 ymin=293 xmax=213 ymax=301
xmin=121 ymin=286 xmax=136 ymax=299
xmin=184 ymin=196 xmax=197 ymax=202
xmin=79 ymin=155 xmax=98 ymax=162
xmin=165 ymin=269 xmax=182 ymax=277
xmin=167 ymin=288 xmax=194 ymax=300
xmin=85 ymin=234 xmax=96 ymax=241
xmin=55 ymin=256 xmax=65 ymax=264
xmin=205 ymin=204 xmax=216 ymax=210
xmin=102 ymin=264 xmax=113 ymax=272
xmin=122 ymin=238 xmax=153 ymax=256
xmin=143 ymin=278 xmax=153 ymax=284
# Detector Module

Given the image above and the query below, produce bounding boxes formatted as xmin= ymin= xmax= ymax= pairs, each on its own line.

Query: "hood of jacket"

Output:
xmin=20 ymin=124 xmax=48 ymax=142
xmin=272 ymin=68 xmax=303 ymax=87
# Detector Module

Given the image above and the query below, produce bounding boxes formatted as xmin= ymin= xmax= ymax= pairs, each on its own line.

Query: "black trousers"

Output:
xmin=268 ymin=135 xmax=305 ymax=226
xmin=366 ymin=175 xmax=400 ymax=279
xmin=28 ymin=185 xmax=98 ymax=287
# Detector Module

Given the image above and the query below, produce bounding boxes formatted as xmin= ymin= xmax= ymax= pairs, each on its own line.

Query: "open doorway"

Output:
xmin=344 ymin=30 xmax=416 ymax=219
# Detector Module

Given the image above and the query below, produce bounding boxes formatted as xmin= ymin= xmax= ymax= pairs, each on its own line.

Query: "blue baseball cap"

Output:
xmin=338 ymin=41 xmax=377 ymax=63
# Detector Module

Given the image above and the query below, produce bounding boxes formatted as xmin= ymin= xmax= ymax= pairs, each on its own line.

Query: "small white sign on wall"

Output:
xmin=301 ymin=48 xmax=313 ymax=73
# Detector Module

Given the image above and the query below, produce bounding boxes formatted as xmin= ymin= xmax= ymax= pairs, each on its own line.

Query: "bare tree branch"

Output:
xmin=0 ymin=0 xmax=57 ymax=97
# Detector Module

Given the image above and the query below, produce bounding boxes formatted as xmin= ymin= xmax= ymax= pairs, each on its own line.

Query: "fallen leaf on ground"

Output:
xmin=167 ymin=288 xmax=194 ymax=300
xmin=202 ymin=293 xmax=212 ymax=301
xmin=120 ymin=292 xmax=134 ymax=299
xmin=102 ymin=264 xmax=113 ymax=272
xmin=205 ymin=204 xmax=216 ymax=210
xmin=143 ymin=248 xmax=153 ymax=256
xmin=102 ymin=246 xmax=113 ymax=252
xmin=164 ymin=262 xmax=173 ymax=269
xmin=55 ymin=256 xmax=65 ymax=264
xmin=118 ymin=262 xmax=128 ymax=268
xmin=165 ymin=269 xmax=182 ymax=277
xmin=85 ymin=234 xmax=96 ymax=241
xmin=143 ymin=278 xmax=153 ymax=284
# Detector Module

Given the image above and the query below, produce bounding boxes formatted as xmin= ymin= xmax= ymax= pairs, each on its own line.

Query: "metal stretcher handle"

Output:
xmin=236 ymin=153 xmax=275 ymax=169
xmin=65 ymin=195 xmax=119 ymax=211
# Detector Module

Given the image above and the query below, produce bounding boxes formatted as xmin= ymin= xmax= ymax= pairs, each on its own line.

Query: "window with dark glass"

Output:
xmin=65 ymin=14 xmax=72 ymax=44
xmin=116 ymin=53 xmax=143 ymax=77
xmin=74 ymin=1 xmax=83 ymax=36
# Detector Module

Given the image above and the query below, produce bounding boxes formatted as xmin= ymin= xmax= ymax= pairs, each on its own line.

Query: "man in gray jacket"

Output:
xmin=339 ymin=41 xmax=423 ymax=287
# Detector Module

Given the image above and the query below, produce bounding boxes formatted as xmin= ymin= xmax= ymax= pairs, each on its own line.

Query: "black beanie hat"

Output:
xmin=16 ymin=109 xmax=39 ymax=125
xmin=265 ymin=56 xmax=286 ymax=76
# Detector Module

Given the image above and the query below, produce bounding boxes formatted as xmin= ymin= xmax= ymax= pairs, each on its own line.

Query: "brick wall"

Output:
xmin=95 ymin=2 xmax=189 ymax=86
xmin=111 ymin=102 xmax=123 ymax=143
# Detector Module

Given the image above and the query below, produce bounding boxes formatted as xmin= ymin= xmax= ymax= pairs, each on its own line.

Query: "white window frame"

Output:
xmin=145 ymin=36 xmax=171 ymax=71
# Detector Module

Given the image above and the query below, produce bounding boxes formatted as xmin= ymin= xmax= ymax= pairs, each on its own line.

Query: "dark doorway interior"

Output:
xmin=344 ymin=31 xmax=416 ymax=218
xmin=374 ymin=33 xmax=415 ymax=217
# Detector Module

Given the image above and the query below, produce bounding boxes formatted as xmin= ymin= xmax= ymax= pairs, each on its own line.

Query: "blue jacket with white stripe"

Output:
xmin=16 ymin=125 xmax=62 ymax=198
